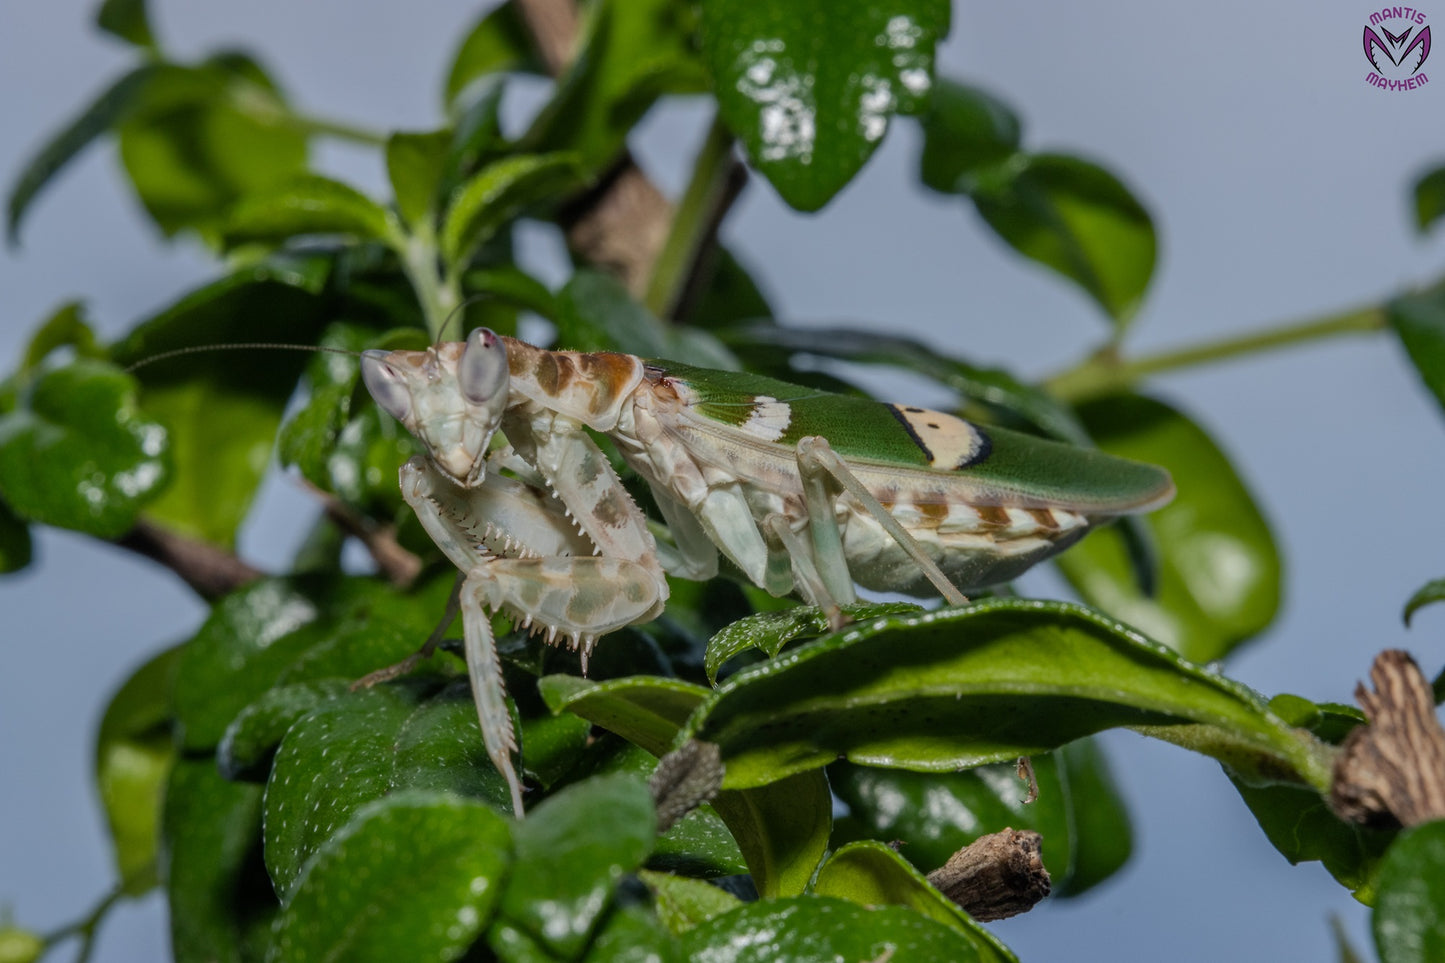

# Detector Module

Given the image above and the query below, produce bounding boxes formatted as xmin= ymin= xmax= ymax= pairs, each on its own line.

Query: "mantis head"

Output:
xmin=361 ymin=327 xmax=512 ymax=487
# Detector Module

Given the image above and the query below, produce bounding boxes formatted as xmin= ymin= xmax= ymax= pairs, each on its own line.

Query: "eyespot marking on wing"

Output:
xmin=888 ymin=404 xmax=992 ymax=469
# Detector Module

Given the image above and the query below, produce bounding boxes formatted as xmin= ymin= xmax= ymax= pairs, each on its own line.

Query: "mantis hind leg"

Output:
xmin=794 ymin=435 xmax=968 ymax=609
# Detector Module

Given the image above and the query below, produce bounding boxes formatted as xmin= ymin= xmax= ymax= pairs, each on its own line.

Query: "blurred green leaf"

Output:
xmin=1413 ymin=164 xmax=1445 ymax=234
xmin=701 ymin=0 xmax=950 ymax=211
xmin=971 ymin=153 xmax=1156 ymax=324
xmin=812 ymin=842 xmax=1016 ymax=962
xmin=639 ymin=870 xmax=741 ymax=935
xmin=264 ymin=681 xmax=514 ymax=900
xmin=96 ymin=0 xmax=156 ymax=49
xmin=6 ymin=65 xmax=157 ymax=245
xmin=0 ymin=495 xmax=33 ymax=574
xmin=440 ymin=152 xmax=581 ymax=268
xmin=705 ymin=601 xmax=922 ymax=684
xmin=583 ymin=903 xmax=680 ymax=963
xmin=1405 ymin=578 xmax=1445 ymax=626
xmin=21 ymin=301 xmax=102 ymax=371
xmin=680 ymin=247 xmax=775 ymax=329
xmin=0 ymin=360 xmax=170 ymax=538
xmin=0 ymin=927 xmax=44 ymax=963
xmin=1057 ymin=394 xmax=1280 ymax=663
xmin=683 ymin=600 xmax=1322 ymax=791
xmin=554 ymin=270 xmax=738 ymax=368
xmin=678 ymin=897 xmax=986 ymax=960
xmin=387 ymin=131 xmax=453 ymax=228
xmin=221 ymin=174 xmax=396 ymax=249
xmin=270 ymin=792 xmax=511 ymax=963
xmin=444 ymin=1 xmax=544 ymax=108
xmin=1056 ymin=738 xmax=1133 ymax=895
xmin=96 ymin=644 xmax=182 ymax=894
xmin=163 ymin=758 xmax=274 ymax=963
xmin=1391 ymin=288 xmax=1445 ymax=416
xmin=1374 ymin=821 xmax=1445 ymax=962
xmin=109 ymin=255 xmax=332 ymax=546
xmin=117 ymin=56 xmax=308 ymax=241
xmin=493 ymin=775 xmax=656 ymax=960
xmin=919 ymin=80 xmax=1022 ymax=193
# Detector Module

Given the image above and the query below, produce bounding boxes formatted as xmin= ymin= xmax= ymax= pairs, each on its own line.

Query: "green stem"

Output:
xmin=644 ymin=113 xmax=739 ymax=320
xmin=42 ymin=886 xmax=123 ymax=963
xmin=1045 ymin=302 xmax=1388 ymax=403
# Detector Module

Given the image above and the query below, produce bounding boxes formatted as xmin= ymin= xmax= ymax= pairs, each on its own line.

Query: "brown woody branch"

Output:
xmin=926 ymin=828 xmax=1051 ymax=921
xmin=313 ymin=488 xmax=422 ymax=587
xmin=1330 ymin=649 xmax=1445 ymax=827
xmin=115 ymin=519 xmax=263 ymax=601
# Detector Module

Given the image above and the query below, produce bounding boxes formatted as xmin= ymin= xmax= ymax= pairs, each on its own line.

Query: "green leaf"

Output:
xmin=108 ymin=255 xmax=333 ymax=546
xmin=494 ymin=775 xmax=656 ymax=959
xmin=0 ymin=498 xmax=33 ymax=574
xmin=6 ymin=65 xmax=157 ymax=245
xmin=1390 ymin=288 xmax=1445 ymax=416
xmin=679 ymin=247 xmax=775 ymax=329
xmin=441 ymin=153 xmax=582 ymax=267
xmin=541 ymin=674 xmax=830 ymax=898
xmin=639 ymin=870 xmax=742 ymax=935
xmin=919 ymin=80 xmax=1022 ymax=194
xmin=270 ymin=792 xmax=511 ymax=963
xmin=97 ymin=645 xmax=182 ymax=895
xmin=970 ymin=153 xmax=1156 ymax=324
xmin=1413 ymin=164 xmax=1445 ymax=234
xmin=264 ymin=681 xmax=514 ymax=900
xmin=1405 ymin=579 xmax=1445 ymax=626
xmin=554 ymin=270 xmax=739 ymax=368
xmin=1056 ymin=394 xmax=1281 ymax=663
xmin=0 ymin=360 xmax=170 ymax=538
xmin=96 ymin=0 xmax=156 ymax=49
xmin=444 ymin=1 xmax=544 ymax=108
xmin=1054 ymin=738 xmax=1134 ymax=895
xmin=21 ymin=301 xmax=102 ymax=371
xmin=812 ymin=842 xmax=1017 ymax=963
xmin=525 ymin=0 xmax=707 ymax=175
xmin=387 ymin=131 xmax=453 ymax=229
xmin=583 ymin=902 xmax=680 ymax=962
xmin=683 ymin=600 xmax=1325 ymax=791
xmin=0 ymin=928 xmax=43 ymax=963
xmin=701 ymin=0 xmax=951 ymax=211
xmin=1374 ymin=821 xmax=1445 ymax=962
xmin=163 ymin=758 xmax=274 ymax=963
xmin=222 ymin=174 xmax=396 ymax=249
xmin=216 ymin=678 xmax=352 ymax=781
xmin=678 ymin=897 xmax=984 ymax=961
xmin=706 ymin=601 xmax=923 ymax=684
xmin=117 ymin=57 xmax=309 ymax=241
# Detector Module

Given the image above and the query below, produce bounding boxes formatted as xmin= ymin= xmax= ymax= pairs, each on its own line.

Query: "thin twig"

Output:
xmin=312 ymin=487 xmax=422 ymax=587
xmin=114 ymin=520 xmax=263 ymax=600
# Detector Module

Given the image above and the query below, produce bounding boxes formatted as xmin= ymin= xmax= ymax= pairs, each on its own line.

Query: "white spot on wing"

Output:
xmin=740 ymin=396 xmax=792 ymax=442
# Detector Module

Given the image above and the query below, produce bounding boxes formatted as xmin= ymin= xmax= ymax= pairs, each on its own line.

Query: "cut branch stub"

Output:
xmin=1330 ymin=649 xmax=1445 ymax=828
xmin=925 ymin=827 xmax=1051 ymax=922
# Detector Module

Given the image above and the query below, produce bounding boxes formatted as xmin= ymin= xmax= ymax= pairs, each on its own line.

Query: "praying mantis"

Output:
xmin=358 ymin=328 xmax=1175 ymax=817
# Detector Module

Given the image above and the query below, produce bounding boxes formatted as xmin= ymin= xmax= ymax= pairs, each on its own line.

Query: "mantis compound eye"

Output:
xmin=360 ymin=350 xmax=413 ymax=424
xmin=459 ymin=327 xmax=510 ymax=410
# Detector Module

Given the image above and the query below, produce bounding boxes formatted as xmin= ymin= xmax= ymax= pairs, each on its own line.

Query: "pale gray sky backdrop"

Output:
xmin=4 ymin=1 xmax=1445 ymax=960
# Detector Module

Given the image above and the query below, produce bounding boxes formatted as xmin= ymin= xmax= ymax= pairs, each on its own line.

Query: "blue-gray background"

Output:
xmin=4 ymin=2 xmax=1444 ymax=959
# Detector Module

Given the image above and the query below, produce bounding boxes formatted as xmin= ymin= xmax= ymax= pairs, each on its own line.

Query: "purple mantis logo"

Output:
xmin=1364 ymin=7 xmax=1432 ymax=90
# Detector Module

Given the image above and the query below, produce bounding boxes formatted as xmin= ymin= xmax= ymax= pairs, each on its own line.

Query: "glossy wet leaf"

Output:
xmin=494 ymin=774 xmax=656 ymax=959
xmin=0 ymin=498 xmax=32 ymax=574
xmin=444 ymin=0 xmax=544 ymax=108
xmin=222 ymin=174 xmax=397 ymax=249
xmin=971 ymin=153 xmax=1156 ymax=324
xmin=701 ymin=0 xmax=951 ymax=211
xmin=6 ymin=65 xmax=157 ymax=245
xmin=1391 ymin=288 xmax=1445 ymax=416
xmin=96 ymin=0 xmax=156 ymax=49
xmin=678 ymin=897 xmax=983 ymax=961
xmin=919 ymin=80 xmax=1022 ymax=194
xmin=541 ymin=674 xmax=829 ymax=898
xmin=109 ymin=255 xmax=333 ymax=546
xmin=96 ymin=645 xmax=181 ymax=894
xmin=812 ymin=842 xmax=1016 ymax=963
xmin=684 ymin=600 xmax=1323 ymax=791
xmin=1374 ymin=821 xmax=1445 ymax=962
xmin=387 ymin=131 xmax=453 ymax=228
xmin=163 ymin=758 xmax=274 ymax=963
xmin=1414 ymin=165 xmax=1445 ymax=234
xmin=640 ymin=870 xmax=742 ymax=935
xmin=706 ymin=602 xmax=922 ymax=683
xmin=270 ymin=792 xmax=511 ymax=963
xmin=440 ymin=152 xmax=581 ymax=268
xmin=1405 ymin=579 xmax=1445 ymax=626
xmin=0 ymin=360 xmax=170 ymax=538
xmin=216 ymin=678 xmax=351 ymax=781
xmin=583 ymin=902 xmax=680 ymax=963
xmin=264 ymin=681 xmax=513 ymax=900
xmin=116 ymin=57 xmax=309 ymax=241
xmin=1057 ymin=394 xmax=1280 ymax=663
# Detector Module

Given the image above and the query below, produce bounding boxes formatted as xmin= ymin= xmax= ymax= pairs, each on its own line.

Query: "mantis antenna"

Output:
xmin=123 ymin=342 xmax=361 ymax=374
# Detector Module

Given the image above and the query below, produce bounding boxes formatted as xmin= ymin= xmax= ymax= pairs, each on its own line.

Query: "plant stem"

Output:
xmin=644 ymin=113 xmax=742 ymax=320
xmin=42 ymin=886 xmax=123 ymax=963
xmin=1045 ymin=302 xmax=1388 ymax=403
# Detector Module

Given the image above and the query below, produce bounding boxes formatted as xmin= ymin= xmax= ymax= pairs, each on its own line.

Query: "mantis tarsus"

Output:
xmin=359 ymin=328 xmax=1175 ymax=817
